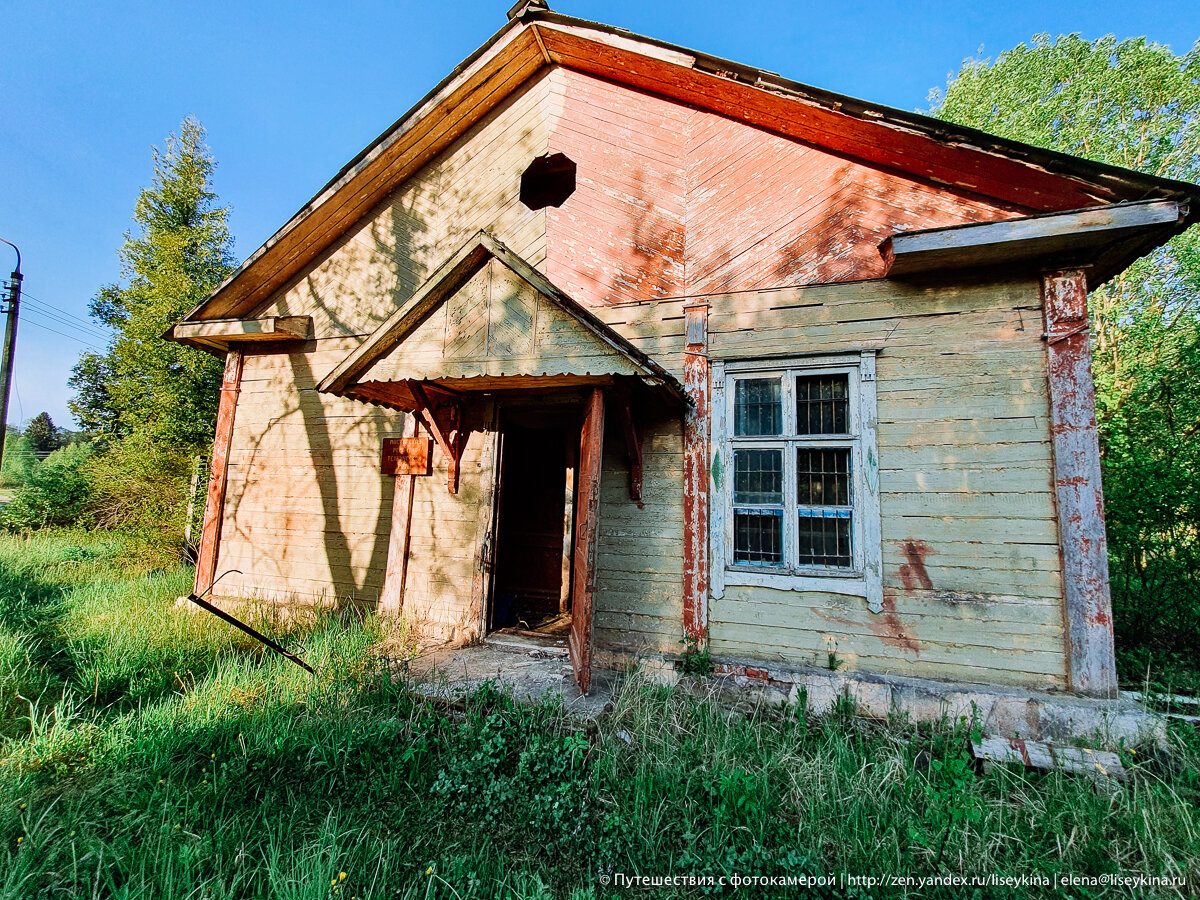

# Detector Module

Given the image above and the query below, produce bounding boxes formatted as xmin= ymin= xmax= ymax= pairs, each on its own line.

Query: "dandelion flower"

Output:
xmin=16 ymin=837 xmax=22 ymax=844
xmin=426 ymin=867 xmax=433 ymax=875
xmin=211 ymin=754 xmax=216 ymax=759
xmin=331 ymin=879 xmax=337 ymax=886
xmin=339 ymin=873 xmax=347 ymax=882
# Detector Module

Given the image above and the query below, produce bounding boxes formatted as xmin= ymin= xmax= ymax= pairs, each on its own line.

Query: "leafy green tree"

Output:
xmin=68 ymin=352 xmax=120 ymax=435
xmin=928 ymin=34 xmax=1200 ymax=683
xmin=73 ymin=115 xmax=234 ymax=447
xmin=24 ymin=412 xmax=61 ymax=453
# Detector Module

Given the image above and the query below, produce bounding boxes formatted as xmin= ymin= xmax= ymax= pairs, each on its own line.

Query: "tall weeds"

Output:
xmin=0 ymin=530 xmax=1196 ymax=898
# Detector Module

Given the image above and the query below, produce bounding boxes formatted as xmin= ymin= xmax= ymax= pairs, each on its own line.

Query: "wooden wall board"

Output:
xmin=252 ymin=69 xmax=561 ymax=338
xmin=535 ymin=24 xmax=1107 ymax=212
xmin=691 ymin=275 xmax=1067 ymax=687
xmin=592 ymin=410 xmax=684 ymax=655
xmin=358 ymin=260 xmax=643 ymax=385
xmin=213 ymin=338 xmax=490 ymax=631
xmin=534 ymin=67 xmax=1027 ymax=309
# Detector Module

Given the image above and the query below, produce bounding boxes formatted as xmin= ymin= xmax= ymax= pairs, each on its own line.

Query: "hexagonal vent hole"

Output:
xmin=520 ymin=153 xmax=576 ymax=210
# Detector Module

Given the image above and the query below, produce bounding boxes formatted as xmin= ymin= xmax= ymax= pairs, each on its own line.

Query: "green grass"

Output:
xmin=0 ymin=529 xmax=1197 ymax=898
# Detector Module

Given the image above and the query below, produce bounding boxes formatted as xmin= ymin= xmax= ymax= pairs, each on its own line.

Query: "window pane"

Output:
xmin=734 ymin=378 xmax=782 ymax=436
xmin=796 ymin=448 xmax=851 ymax=507
xmin=734 ymin=449 xmax=783 ymax=505
xmin=734 ymin=509 xmax=783 ymax=565
xmin=796 ymin=374 xmax=849 ymax=435
xmin=797 ymin=509 xmax=852 ymax=568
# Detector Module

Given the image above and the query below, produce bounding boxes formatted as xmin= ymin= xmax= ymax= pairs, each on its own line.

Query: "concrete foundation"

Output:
xmin=404 ymin=633 xmax=617 ymax=720
xmin=404 ymin=641 xmax=1163 ymax=749
xmin=594 ymin=648 xmax=1164 ymax=748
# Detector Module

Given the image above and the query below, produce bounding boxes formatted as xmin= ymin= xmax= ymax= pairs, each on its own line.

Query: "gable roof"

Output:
xmin=318 ymin=231 xmax=686 ymax=406
xmin=186 ymin=5 xmax=1200 ymax=323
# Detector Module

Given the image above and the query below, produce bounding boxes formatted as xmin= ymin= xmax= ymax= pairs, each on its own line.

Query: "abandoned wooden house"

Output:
xmin=172 ymin=2 xmax=1198 ymax=700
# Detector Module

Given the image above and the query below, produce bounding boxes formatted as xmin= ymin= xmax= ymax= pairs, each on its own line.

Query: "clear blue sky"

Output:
xmin=2 ymin=0 xmax=1197 ymax=429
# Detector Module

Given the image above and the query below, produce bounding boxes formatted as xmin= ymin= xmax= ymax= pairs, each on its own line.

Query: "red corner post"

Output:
xmin=1042 ymin=269 xmax=1117 ymax=696
xmin=194 ymin=348 xmax=245 ymax=596
xmin=682 ymin=303 xmax=709 ymax=644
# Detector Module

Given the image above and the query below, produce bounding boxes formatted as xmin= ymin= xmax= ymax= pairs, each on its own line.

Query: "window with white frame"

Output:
xmin=712 ymin=352 xmax=883 ymax=610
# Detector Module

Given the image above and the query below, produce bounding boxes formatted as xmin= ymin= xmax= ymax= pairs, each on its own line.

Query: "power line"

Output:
xmin=19 ymin=305 xmax=111 ymax=343
xmin=19 ymin=309 xmax=108 ymax=348
xmin=22 ymin=302 xmax=110 ymax=340
xmin=18 ymin=302 xmax=109 ymax=336
xmin=0 ymin=286 xmax=113 ymax=343
xmin=18 ymin=318 xmax=103 ymax=351
xmin=21 ymin=293 xmax=108 ymax=332
xmin=18 ymin=291 xmax=112 ymax=340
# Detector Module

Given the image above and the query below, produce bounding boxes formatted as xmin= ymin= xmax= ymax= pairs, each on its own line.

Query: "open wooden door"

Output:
xmin=569 ymin=388 xmax=605 ymax=693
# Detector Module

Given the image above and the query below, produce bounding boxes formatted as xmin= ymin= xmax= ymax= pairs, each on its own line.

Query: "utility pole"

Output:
xmin=0 ymin=238 xmax=21 ymax=473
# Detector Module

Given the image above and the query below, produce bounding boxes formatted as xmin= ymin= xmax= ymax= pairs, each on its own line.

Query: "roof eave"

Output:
xmin=881 ymin=199 xmax=1193 ymax=289
xmin=184 ymin=8 xmax=1200 ymax=324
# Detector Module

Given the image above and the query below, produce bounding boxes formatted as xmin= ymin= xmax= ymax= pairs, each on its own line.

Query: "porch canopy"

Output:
xmin=318 ymin=231 xmax=686 ymax=492
xmin=321 ymin=231 xmax=684 ymax=406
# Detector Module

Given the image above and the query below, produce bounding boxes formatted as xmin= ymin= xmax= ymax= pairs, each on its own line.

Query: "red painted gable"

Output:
xmin=545 ymin=69 xmax=1027 ymax=306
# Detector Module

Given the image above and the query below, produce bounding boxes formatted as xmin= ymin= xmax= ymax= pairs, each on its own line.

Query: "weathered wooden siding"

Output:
xmin=212 ymin=341 xmax=491 ymax=639
xmin=210 ymin=69 xmax=569 ymax=624
xmin=593 ymin=408 xmax=685 ymax=655
xmin=706 ymin=276 xmax=1065 ymax=687
xmin=360 ymin=257 xmax=641 ymax=384
xmin=597 ymin=276 xmax=1066 ymax=688
xmin=544 ymin=68 xmax=689 ymax=305
xmin=254 ymin=69 xmax=562 ymax=337
xmin=685 ymin=115 xmax=1028 ymax=294
xmin=543 ymin=68 xmax=1025 ymax=307
xmin=214 ymin=340 xmax=402 ymax=604
xmin=207 ymin=62 xmax=1071 ymax=688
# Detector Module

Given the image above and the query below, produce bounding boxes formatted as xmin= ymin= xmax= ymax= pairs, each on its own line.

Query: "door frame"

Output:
xmin=480 ymin=395 xmax=585 ymax=639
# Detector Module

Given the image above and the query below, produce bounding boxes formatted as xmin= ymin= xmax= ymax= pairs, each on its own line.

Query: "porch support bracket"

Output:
xmin=410 ymin=381 xmax=469 ymax=494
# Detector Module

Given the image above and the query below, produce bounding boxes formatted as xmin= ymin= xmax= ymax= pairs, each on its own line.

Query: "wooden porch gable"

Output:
xmin=318 ymin=231 xmax=686 ymax=407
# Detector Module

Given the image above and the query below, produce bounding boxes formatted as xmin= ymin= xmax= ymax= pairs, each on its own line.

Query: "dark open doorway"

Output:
xmin=488 ymin=407 xmax=578 ymax=636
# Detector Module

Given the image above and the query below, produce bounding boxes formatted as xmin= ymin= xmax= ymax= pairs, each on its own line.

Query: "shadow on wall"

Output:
xmin=224 ymin=88 xmax=549 ymax=612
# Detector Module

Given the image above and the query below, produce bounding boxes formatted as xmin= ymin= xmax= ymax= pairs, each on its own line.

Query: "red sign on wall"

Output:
xmin=382 ymin=437 xmax=432 ymax=476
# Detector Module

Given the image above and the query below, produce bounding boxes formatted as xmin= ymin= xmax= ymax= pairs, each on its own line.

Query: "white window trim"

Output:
xmin=710 ymin=351 xmax=883 ymax=614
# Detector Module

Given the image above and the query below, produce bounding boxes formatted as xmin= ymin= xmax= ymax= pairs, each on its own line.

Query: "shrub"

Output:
xmin=0 ymin=443 xmax=94 ymax=529
xmin=0 ymin=433 xmax=37 ymax=488
xmin=83 ymin=433 xmax=199 ymax=564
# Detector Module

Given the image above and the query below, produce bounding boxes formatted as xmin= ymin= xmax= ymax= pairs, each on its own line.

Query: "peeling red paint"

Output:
xmin=1057 ymin=475 xmax=1089 ymax=487
xmin=815 ymin=594 xmax=921 ymax=656
xmin=682 ymin=304 xmax=709 ymax=642
xmin=1043 ymin=269 xmax=1116 ymax=695
xmin=712 ymin=662 xmax=788 ymax=689
xmin=898 ymin=540 xmax=934 ymax=591
xmin=195 ymin=349 xmax=244 ymax=596
xmin=875 ymin=591 xmax=922 ymax=655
